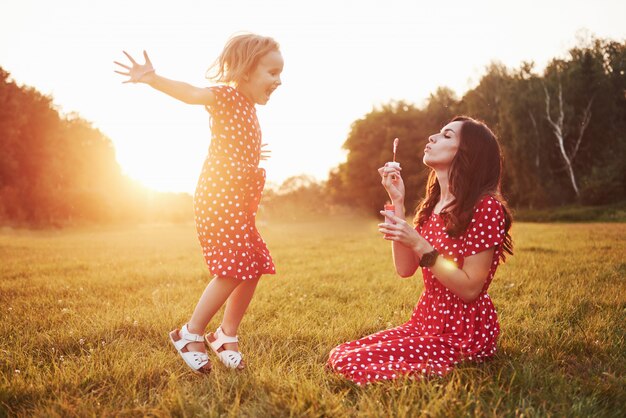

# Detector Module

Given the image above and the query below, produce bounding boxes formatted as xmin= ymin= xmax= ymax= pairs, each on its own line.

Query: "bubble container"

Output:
xmin=383 ymin=203 xmax=396 ymax=238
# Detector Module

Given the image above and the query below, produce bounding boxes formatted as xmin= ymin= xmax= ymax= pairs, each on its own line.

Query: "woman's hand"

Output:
xmin=378 ymin=211 xmax=432 ymax=255
xmin=114 ymin=50 xmax=155 ymax=84
xmin=378 ymin=163 xmax=405 ymax=203
xmin=260 ymin=143 xmax=271 ymax=161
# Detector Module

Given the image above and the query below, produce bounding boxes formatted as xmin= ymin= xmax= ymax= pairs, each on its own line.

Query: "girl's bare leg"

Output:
xmin=183 ymin=276 xmax=242 ymax=354
xmin=219 ymin=277 xmax=260 ymax=351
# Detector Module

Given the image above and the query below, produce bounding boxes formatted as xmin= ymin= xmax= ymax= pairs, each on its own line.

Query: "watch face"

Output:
xmin=420 ymin=250 xmax=438 ymax=267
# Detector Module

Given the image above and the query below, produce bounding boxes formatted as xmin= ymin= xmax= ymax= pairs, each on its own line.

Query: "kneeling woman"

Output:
xmin=328 ymin=116 xmax=513 ymax=385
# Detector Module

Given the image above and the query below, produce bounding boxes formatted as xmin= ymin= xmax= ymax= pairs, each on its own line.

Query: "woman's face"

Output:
xmin=423 ymin=121 xmax=462 ymax=169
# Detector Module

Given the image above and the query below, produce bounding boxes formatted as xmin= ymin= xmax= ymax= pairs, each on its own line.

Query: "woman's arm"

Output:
xmin=388 ymin=201 xmax=420 ymax=278
xmin=378 ymin=164 xmax=419 ymax=277
xmin=114 ymin=51 xmax=216 ymax=106
xmin=378 ymin=213 xmax=494 ymax=303
xmin=427 ymin=247 xmax=494 ymax=303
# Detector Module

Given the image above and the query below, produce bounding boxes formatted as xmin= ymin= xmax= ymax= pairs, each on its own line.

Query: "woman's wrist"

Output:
xmin=391 ymin=199 xmax=404 ymax=210
xmin=413 ymin=241 xmax=433 ymax=257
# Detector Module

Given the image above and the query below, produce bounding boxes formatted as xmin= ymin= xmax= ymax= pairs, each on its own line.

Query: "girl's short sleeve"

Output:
xmin=205 ymin=85 xmax=234 ymax=116
xmin=463 ymin=196 xmax=506 ymax=256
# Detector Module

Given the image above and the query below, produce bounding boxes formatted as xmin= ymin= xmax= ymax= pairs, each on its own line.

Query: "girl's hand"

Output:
xmin=260 ymin=143 xmax=271 ymax=161
xmin=378 ymin=211 xmax=431 ymax=254
xmin=114 ymin=50 xmax=155 ymax=84
xmin=378 ymin=163 xmax=405 ymax=203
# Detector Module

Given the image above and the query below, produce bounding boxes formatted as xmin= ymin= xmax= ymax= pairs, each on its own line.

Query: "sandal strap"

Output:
xmin=181 ymin=324 xmax=205 ymax=342
xmin=216 ymin=326 xmax=239 ymax=343
xmin=209 ymin=326 xmax=238 ymax=351
xmin=169 ymin=329 xmax=211 ymax=373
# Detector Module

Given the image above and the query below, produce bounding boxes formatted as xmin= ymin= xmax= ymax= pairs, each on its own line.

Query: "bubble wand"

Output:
xmin=388 ymin=137 xmax=400 ymax=173
xmin=384 ymin=138 xmax=400 ymax=234
xmin=392 ymin=137 xmax=399 ymax=162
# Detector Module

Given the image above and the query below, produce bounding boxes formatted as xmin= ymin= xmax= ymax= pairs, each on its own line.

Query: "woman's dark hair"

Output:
xmin=414 ymin=116 xmax=513 ymax=261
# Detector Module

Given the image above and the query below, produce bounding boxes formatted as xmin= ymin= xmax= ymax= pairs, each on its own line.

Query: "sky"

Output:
xmin=1 ymin=0 xmax=625 ymax=193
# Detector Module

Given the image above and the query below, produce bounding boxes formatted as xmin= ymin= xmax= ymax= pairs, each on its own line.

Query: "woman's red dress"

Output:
xmin=328 ymin=196 xmax=506 ymax=385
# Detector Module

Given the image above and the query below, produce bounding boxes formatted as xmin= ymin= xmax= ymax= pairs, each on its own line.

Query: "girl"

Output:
xmin=328 ymin=116 xmax=513 ymax=385
xmin=115 ymin=33 xmax=284 ymax=373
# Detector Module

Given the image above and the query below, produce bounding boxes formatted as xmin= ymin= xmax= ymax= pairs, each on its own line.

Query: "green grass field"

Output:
xmin=1 ymin=219 xmax=625 ymax=417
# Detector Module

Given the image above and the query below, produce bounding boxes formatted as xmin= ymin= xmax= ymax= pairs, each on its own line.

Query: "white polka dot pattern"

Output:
xmin=194 ymin=85 xmax=276 ymax=281
xmin=328 ymin=195 xmax=505 ymax=385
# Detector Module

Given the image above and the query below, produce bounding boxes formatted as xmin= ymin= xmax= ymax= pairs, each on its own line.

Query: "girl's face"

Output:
xmin=238 ymin=50 xmax=284 ymax=105
xmin=423 ymin=121 xmax=462 ymax=169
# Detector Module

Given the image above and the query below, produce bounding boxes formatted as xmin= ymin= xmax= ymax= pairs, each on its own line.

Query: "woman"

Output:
xmin=328 ymin=116 xmax=513 ymax=385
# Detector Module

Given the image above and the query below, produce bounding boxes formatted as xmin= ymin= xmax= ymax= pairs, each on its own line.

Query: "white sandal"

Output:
xmin=169 ymin=324 xmax=211 ymax=374
xmin=205 ymin=326 xmax=244 ymax=369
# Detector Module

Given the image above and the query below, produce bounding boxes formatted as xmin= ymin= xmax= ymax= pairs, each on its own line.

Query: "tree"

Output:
xmin=543 ymin=78 xmax=593 ymax=198
xmin=541 ymin=38 xmax=625 ymax=204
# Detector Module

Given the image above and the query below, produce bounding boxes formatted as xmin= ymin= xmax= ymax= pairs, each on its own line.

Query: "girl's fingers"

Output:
xmin=143 ymin=50 xmax=151 ymax=65
xmin=114 ymin=70 xmax=130 ymax=76
xmin=123 ymin=51 xmax=138 ymax=65
xmin=114 ymin=61 xmax=131 ymax=70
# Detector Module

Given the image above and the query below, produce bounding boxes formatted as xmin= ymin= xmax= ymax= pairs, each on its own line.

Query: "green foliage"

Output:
xmin=1 ymin=220 xmax=624 ymax=416
xmin=260 ymin=174 xmax=336 ymax=221
xmin=0 ymin=68 xmax=192 ymax=227
xmin=330 ymin=36 xmax=626 ymax=211
xmin=328 ymin=101 xmax=441 ymax=214
xmin=580 ymin=160 xmax=625 ymax=205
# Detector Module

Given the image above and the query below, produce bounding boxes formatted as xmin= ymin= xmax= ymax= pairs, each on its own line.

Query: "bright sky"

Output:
xmin=1 ymin=0 xmax=624 ymax=193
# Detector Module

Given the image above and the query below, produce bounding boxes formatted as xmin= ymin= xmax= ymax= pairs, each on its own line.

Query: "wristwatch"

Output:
xmin=419 ymin=249 xmax=439 ymax=268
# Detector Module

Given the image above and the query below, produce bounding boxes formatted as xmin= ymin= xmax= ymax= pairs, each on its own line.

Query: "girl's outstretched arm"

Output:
xmin=115 ymin=50 xmax=216 ymax=106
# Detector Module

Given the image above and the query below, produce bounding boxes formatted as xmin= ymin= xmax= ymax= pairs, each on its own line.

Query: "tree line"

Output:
xmin=326 ymin=36 xmax=625 ymax=214
xmin=0 ymin=68 xmax=192 ymax=227
xmin=1 ymin=36 xmax=624 ymax=227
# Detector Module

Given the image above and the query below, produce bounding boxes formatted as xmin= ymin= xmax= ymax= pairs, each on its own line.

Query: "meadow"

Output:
xmin=1 ymin=218 xmax=625 ymax=417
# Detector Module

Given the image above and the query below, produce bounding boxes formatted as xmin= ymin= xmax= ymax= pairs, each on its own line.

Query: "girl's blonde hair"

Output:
xmin=206 ymin=33 xmax=280 ymax=84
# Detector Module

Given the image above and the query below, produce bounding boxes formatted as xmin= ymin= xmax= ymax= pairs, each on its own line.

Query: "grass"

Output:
xmin=1 ymin=218 xmax=625 ymax=417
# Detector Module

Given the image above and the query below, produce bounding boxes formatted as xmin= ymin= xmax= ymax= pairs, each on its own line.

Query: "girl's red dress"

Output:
xmin=328 ymin=196 xmax=506 ymax=385
xmin=194 ymin=85 xmax=275 ymax=281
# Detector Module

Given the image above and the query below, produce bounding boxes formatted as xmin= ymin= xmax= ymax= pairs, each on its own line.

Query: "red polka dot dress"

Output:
xmin=194 ymin=85 xmax=275 ymax=281
xmin=328 ymin=196 xmax=506 ymax=385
